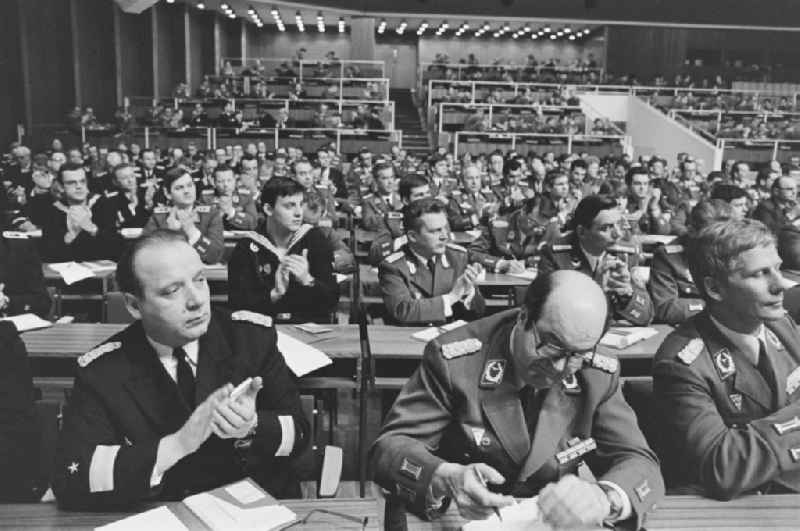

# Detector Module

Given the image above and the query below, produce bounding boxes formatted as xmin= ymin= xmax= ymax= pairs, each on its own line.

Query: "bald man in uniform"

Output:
xmin=372 ymin=271 xmax=663 ymax=528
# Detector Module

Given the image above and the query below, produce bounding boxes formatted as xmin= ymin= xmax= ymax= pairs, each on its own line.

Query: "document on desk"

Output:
xmin=96 ymin=505 xmax=188 ymax=531
xmin=462 ymin=497 xmax=552 ymax=531
xmin=600 ymin=326 xmax=659 ymax=349
xmin=277 ymin=331 xmax=333 ymax=376
xmin=183 ymin=491 xmax=296 ymax=531
xmin=48 ymin=262 xmax=95 ymax=285
xmin=508 ymin=269 xmax=538 ymax=281
xmin=1 ymin=313 xmax=52 ymax=332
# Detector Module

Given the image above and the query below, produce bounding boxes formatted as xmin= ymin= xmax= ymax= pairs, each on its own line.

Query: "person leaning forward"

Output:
xmin=653 ymin=219 xmax=800 ymax=499
xmin=371 ymin=270 xmax=664 ymax=529
xmin=53 ymin=230 xmax=308 ymax=510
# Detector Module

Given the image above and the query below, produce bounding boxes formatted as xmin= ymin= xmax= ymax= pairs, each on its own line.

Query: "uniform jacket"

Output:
xmin=227 ymin=224 xmax=339 ymax=324
xmin=361 ymin=192 xmax=403 ymax=233
xmin=369 ymin=231 xmax=407 ymax=267
xmin=492 ymin=182 xmax=534 ymax=216
xmin=753 ymin=197 xmax=800 ymax=234
xmin=648 ymin=238 xmax=704 ymax=325
xmin=53 ymin=310 xmax=309 ymax=510
xmin=198 ymin=188 xmax=258 ymax=230
xmin=0 ymin=232 xmax=51 ymax=318
xmin=538 ymin=232 xmax=654 ymax=326
xmin=143 ymin=205 xmax=224 ymax=264
xmin=653 ymin=312 xmax=800 ymax=499
xmin=40 ymin=196 xmax=113 ymax=262
xmin=429 ymin=176 xmax=460 ymax=201
xmin=378 ymin=243 xmax=486 ymax=326
xmin=371 ymin=310 xmax=664 ymax=527
xmin=446 ymin=189 xmax=497 ymax=232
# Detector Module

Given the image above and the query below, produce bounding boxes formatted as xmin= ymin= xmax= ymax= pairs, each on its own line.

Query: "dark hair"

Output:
xmin=214 ymin=164 xmax=235 ymax=177
xmin=259 ymin=176 xmax=305 ymax=207
xmin=687 ymin=199 xmax=732 ymax=234
xmin=570 ymin=159 xmax=587 ymax=171
xmin=625 ymin=166 xmax=649 ymax=188
xmin=398 ymin=173 xmax=429 ymax=202
xmin=544 ymin=169 xmax=567 ymax=188
xmin=116 ymin=230 xmax=189 ymax=297
xmin=58 ymin=161 xmax=85 ymax=183
xmin=569 ymin=195 xmax=618 ymax=230
xmin=709 ymin=184 xmax=747 ymax=203
xmin=403 ymin=197 xmax=447 ymax=233
xmin=162 ymin=167 xmax=190 ymax=191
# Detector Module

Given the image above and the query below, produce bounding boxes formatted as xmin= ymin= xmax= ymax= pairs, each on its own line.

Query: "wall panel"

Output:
xmin=118 ymin=7 xmax=153 ymax=99
xmin=72 ymin=0 xmax=116 ymax=117
xmin=0 ymin=1 xmax=23 ymax=146
xmin=154 ymin=2 xmax=186 ymax=98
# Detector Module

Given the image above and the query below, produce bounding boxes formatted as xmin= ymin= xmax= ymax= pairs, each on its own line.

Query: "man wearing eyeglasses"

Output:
xmin=752 ymin=176 xmax=800 ymax=233
xmin=371 ymin=270 xmax=663 ymax=528
xmin=538 ymin=195 xmax=654 ymax=326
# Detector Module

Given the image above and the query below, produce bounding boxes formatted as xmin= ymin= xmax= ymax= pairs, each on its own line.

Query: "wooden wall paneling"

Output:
xmin=70 ymin=0 xmax=116 ymax=119
xmin=117 ymin=6 xmax=153 ymax=101
xmin=153 ymin=2 xmax=186 ymax=99
xmin=188 ymin=8 xmax=214 ymax=90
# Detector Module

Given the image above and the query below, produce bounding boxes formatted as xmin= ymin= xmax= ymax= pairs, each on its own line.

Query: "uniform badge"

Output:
xmin=556 ymin=437 xmax=596 ymax=464
xmin=407 ymin=260 xmax=416 ymax=275
xmin=635 ymin=480 xmax=651 ymax=502
xmin=261 ymin=263 xmax=272 ymax=275
xmin=729 ymin=393 xmax=743 ymax=411
xmin=689 ymin=303 xmax=704 ymax=312
xmin=77 ymin=342 xmax=121 ymax=368
xmin=767 ymin=329 xmax=784 ymax=350
xmin=677 ymin=338 xmax=704 ymax=365
xmin=480 ymin=359 xmax=506 ymax=387
xmin=562 ymin=374 xmax=581 ymax=394
xmin=786 ymin=367 xmax=800 ymax=395
xmin=231 ymin=310 xmax=273 ymax=327
xmin=585 ymin=352 xmax=619 ymax=374
xmin=571 ymin=259 xmax=582 ymax=269
xmin=714 ymin=349 xmax=736 ymax=380
xmin=124 ymin=436 xmax=133 ymax=446
xmin=399 ymin=458 xmax=423 ymax=481
xmin=249 ymin=242 xmax=259 ymax=253
xmin=507 ymin=231 xmax=516 ymax=241
xmin=68 ymin=462 xmax=79 ymax=474
xmin=470 ymin=427 xmax=485 ymax=446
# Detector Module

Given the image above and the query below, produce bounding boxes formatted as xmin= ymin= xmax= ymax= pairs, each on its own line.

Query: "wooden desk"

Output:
xmin=23 ymin=323 xmax=126 ymax=359
xmin=42 ymin=262 xmax=117 ymax=321
xmin=403 ymin=494 xmax=800 ymax=530
xmin=0 ymin=498 xmax=381 ymax=530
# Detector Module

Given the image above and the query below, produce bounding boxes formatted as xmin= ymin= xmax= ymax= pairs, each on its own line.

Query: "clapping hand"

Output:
xmin=538 ymin=475 xmax=610 ymax=528
xmin=212 ymin=377 xmax=264 ymax=440
xmin=282 ymin=248 xmax=313 ymax=285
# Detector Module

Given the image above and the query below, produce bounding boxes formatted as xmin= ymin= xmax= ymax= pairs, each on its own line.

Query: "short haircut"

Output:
xmin=625 ymin=166 xmax=650 ymax=188
xmin=778 ymin=228 xmax=800 ymax=271
xmin=403 ymin=197 xmax=447 ymax=233
xmin=58 ymin=162 xmax=85 ymax=183
xmin=544 ymin=169 xmax=567 ymax=188
xmin=162 ymin=167 xmax=189 ymax=191
xmin=214 ymin=164 xmax=235 ymax=177
xmin=570 ymin=159 xmax=587 ymax=171
xmin=113 ymin=163 xmax=133 ymax=180
xmin=116 ymin=229 xmax=189 ymax=297
xmin=398 ymin=173 xmax=429 ymax=202
xmin=569 ymin=195 xmax=618 ymax=231
xmin=709 ymin=183 xmax=747 ymax=203
xmin=260 ymin=176 xmax=304 ymax=207
xmin=687 ymin=199 xmax=732 ymax=234
xmin=687 ymin=219 xmax=775 ymax=300
xmin=372 ymin=160 xmax=394 ymax=179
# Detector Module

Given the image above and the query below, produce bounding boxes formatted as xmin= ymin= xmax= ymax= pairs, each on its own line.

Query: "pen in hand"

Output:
xmin=473 ymin=466 xmax=503 ymax=521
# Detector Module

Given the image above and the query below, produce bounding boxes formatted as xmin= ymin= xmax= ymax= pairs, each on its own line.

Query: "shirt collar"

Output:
xmin=709 ymin=314 xmax=764 ymax=366
xmin=579 ymin=244 xmax=605 ymax=273
xmin=146 ymin=336 xmax=200 ymax=366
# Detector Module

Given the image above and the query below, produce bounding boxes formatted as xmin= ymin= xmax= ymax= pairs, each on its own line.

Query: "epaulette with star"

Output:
xmin=77 ymin=342 xmax=121 ymax=368
xmin=664 ymin=244 xmax=684 ymax=254
xmin=385 ymin=251 xmax=404 ymax=263
xmin=232 ymin=310 xmax=273 ymax=327
xmin=583 ymin=352 xmax=619 ymax=373
xmin=677 ymin=338 xmax=704 ymax=365
xmin=552 ymin=244 xmax=572 ymax=252
xmin=440 ymin=338 xmax=482 ymax=360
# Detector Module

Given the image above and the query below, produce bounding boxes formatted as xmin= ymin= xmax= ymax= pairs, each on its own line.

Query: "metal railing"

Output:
xmin=418 ymin=62 xmax=604 ymax=93
xmin=436 ymin=102 xmax=589 ymax=135
xmin=221 ymin=57 xmax=385 ymax=80
xmin=452 ymin=131 xmax=630 ymax=158
xmin=716 ymin=138 xmax=800 ymax=164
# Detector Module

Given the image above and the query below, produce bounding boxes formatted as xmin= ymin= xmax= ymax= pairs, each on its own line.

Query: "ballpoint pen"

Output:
xmin=473 ymin=466 xmax=503 ymax=521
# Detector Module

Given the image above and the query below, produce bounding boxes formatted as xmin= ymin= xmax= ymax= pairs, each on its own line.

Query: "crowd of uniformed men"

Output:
xmin=3 ymin=135 xmax=800 ymax=528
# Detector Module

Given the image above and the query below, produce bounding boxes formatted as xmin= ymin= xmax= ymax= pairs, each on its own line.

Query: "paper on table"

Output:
xmin=225 ymin=480 xmax=266 ymax=504
xmin=83 ymin=260 xmax=117 ymax=273
xmin=411 ymin=320 xmax=467 ymax=342
xmin=463 ymin=497 xmax=552 ymax=531
xmin=1 ymin=313 xmax=52 ymax=332
xmin=600 ymin=326 xmax=659 ymax=349
xmin=184 ymin=492 xmax=296 ymax=531
xmin=119 ymin=227 xmax=143 ymax=239
xmin=335 ymin=273 xmax=350 ymax=284
xmin=48 ymin=262 xmax=95 ymax=285
xmin=509 ymin=269 xmax=538 ymax=281
xmin=277 ymin=331 xmax=333 ymax=377
xmin=294 ymin=323 xmax=334 ymax=334
xmin=96 ymin=506 xmax=188 ymax=531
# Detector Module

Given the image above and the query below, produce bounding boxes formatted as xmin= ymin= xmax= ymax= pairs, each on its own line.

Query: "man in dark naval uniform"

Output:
xmin=654 ymin=219 xmax=800 ymax=499
xmin=538 ymin=195 xmax=653 ymax=326
xmin=227 ymin=177 xmax=338 ymax=324
xmin=0 ymin=230 xmax=50 ymax=318
xmin=53 ymin=230 xmax=309 ymax=510
xmin=371 ymin=270 xmax=663 ymax=528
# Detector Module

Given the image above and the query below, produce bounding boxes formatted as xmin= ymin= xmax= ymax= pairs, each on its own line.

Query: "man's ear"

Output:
xmin=123 ymin=293 xmax=142 ymax=320
xmin=703 ymin=275 xmax=724 ymax=303
xmin=407 ymin=230 xmax=417 ymax=244
xmin=262 ymin=202 xmax=273 ymax=217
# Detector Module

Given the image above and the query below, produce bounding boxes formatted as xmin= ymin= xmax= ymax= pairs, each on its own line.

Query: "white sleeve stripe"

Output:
xmin=89 ymin=445 xmax=120 ymax=493
xmin=275 ymin=415 xmax=295 ymax=457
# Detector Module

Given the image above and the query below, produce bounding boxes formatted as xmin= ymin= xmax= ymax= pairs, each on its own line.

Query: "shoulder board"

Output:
xmin=392 ymin=235 xmax=408 ymax=251
xmin=2 ymin=231 xmax=28 ymax=239
xmin=552 ymin=244 xmax=572 ymax=252
xmin=441 ymin=338 xmax=482 ymax=360
xmin=491 ymin=219 xmax=509 ymax=228
xmin=314 ymin=184 xmax=328 ymax=190
xmin=231 ymin=310 xmax=273 ymax=327
xmin=664 ymin=244 xmax=684 ymax=254
xmin=677 ymin=338 xmax=704 ymax=365
xmin=451 ymin=190 xmax=462 ymax=196
xmin=385 ymin=251 xmax=404 ymax=263
xmin=519 ymin=181 xmax=530 ymax=187
xmin=78 ymin=342 xmax=121 ymax=368
xmin=609 ymin=244 xmax=636 ymax=254
xmin=153 ymin=206 xmax=170 ymax=214
xmin=237 ymin=188 xmax=251 ymax=195
xmin=155 ymin=165 xmax=166 ymax=170
xmin=362 ymin=193 xmax=374 ymax=199
xmin=196 ymin=205 xmax=212 ymax=213
xmin=87 ymin=194 xmax=102 ymax=207
xmin=447 ymin=243 xmax=467 ymax=253
xmin=584 ymin=352 xmax=619 ymax=374
xmin=200 ymin=189 xmax=214 ymax=195
xmin=104 ymin=190 xmax=119 ymax=198
xmin=386 ymin=212 xmax=403 ymax=219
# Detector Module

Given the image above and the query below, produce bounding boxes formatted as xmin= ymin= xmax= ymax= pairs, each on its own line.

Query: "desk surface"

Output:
xmin=0 ymin=498 xmax=381 ymax=530
xmin=21 ymin=323 xmax=673 ymax=362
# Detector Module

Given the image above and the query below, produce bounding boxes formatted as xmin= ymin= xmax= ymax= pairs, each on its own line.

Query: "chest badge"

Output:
xmin=729 ymin=393 xmax=743 ymax=411
xmin=786 ymin=367 xmax=800 ymax=395
xmin=261 ymin=263 xmax=272 ymax=275
xmin=480 ymin=359 xmax=506 ymax=388
xmin=714 ymin=348 xmax=736 ymax=380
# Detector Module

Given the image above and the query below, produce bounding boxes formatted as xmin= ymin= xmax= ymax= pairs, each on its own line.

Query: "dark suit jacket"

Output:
xmin=371 ymin=310 xmax=664 ymax=527
xmin=143 ymin=205 xmax=224 ymax=264
xmin=40 ymin=198 xmax=112 ymax=262
xmin=653 ymin=311 xmax=800 ymax=499
xmin=53 ymin=310 xmax=309 ymax=510
xmin=648 ymin=237 xmax=705 ymax=325
xmin=0 ymin=234 xmax=50 ymax=318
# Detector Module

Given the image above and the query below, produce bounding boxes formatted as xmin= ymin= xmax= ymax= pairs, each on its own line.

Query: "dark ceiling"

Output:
xmin=285 ymin=0 xmax=800 ymax=29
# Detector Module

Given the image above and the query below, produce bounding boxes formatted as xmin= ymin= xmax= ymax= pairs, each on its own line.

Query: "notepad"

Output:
xmin=294 ymin=323 xmax=334 ymax=334
xmin=463 ymin=497 xmax=552 ymax=531
xmin=183 ymin=492 xmax=296 ymax=531
xmin=277 ymin=331 xmax=333 ymax=376
xmin=96 ymin=506 xmax=188 ymax=531
xmin=412 ymin=320 xmax=468 ymax=342
xmin=48 ymin=262 xmax=95 ymax=285
xmin=509 ymin=269 xmax=538 ymax=281
xmin=600 ymin=326 xmax=659 ymax=349
xmin=1 ymin=313 xmax=52 ymax=332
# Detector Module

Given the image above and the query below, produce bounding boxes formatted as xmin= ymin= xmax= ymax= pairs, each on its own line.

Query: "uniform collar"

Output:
xmin=146 ymin=335 xmax=199 ymax=368
xmin=709 ymin=314 xmax=764 ymax=366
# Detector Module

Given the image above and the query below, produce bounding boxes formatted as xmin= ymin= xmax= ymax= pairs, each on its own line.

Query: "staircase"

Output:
xmin=390 ymin=89 xmax=431 ymax=156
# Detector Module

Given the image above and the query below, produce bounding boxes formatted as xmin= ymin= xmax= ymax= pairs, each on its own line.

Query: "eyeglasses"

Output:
xmin=280 ymin=509 xmax=368 ymax=530
xmin=536 ymin=339 xmax=596 ymax=362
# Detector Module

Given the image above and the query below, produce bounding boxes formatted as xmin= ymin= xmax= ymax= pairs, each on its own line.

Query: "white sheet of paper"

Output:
xmin=1 ymin=313 xmax=52 ymax=332
xmin=463 ymin=497 xmax=552 ymax=531
xmin=119 ymin=228 xmax=143 ymax=239
xmin=600 ymin=326 xmax=659 ymax=349
xmin=225 ymin=480 xmax=266 ymax=504
xmin=96 ymin=506 xmax=188 ymax=531
xmin=335 ymin=273 xmax=350 ymax=284
xmin=48 ymin=262 xmax=95 ymax=285
xmin=277 ymin=331 xmax=333 ymax=377
xmin=184 ymin=492 xmax=296 ymax=531
xmin=412 ymin=320 xmax=468 ymax=342
xmin=509 ymin=269 xmax=538 ymax=281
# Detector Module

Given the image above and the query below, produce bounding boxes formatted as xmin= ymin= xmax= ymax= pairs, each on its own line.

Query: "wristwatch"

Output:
xmin=597 ymin=482 xmax=624 ymax=523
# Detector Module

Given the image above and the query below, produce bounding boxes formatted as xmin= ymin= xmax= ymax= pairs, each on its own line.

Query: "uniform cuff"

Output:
xmin=598 ymin=480 xmax=632 ymax=521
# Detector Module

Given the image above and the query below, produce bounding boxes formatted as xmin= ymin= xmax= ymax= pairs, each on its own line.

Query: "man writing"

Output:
xmin=372 ymin=270 xmax=663 ymax=527
xmin=53 ymin=230 xmax=308 ymax=509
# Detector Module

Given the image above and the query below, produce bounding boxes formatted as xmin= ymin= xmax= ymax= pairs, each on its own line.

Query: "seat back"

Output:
xmin=105 ymin=291 xmax=135 ymax=324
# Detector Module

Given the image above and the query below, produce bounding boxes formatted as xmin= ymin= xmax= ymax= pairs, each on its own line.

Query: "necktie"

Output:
xmin=757 ymin=339 xmax=778 ymax=408
xmin=427 ymin=256 xmax=437 ymax=287
xmin=173 ymin=347 xmax=196 ymax=408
